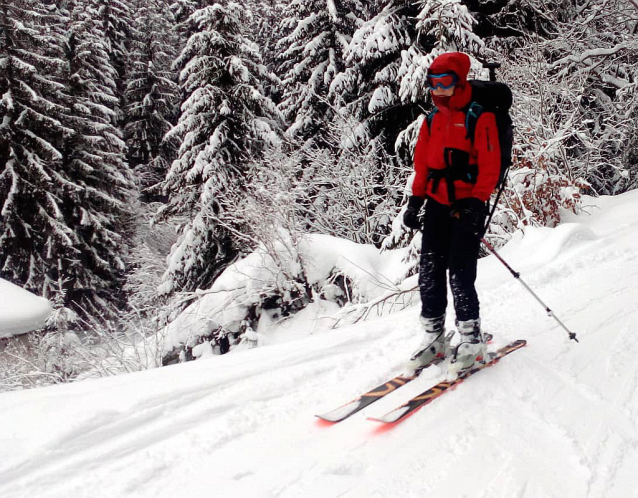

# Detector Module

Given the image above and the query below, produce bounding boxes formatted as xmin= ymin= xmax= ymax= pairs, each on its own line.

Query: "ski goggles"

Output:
xmin=427 ymin=73 xmax=458 ymax=90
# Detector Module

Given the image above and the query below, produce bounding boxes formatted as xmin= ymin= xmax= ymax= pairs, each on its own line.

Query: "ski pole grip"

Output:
xmin=482 ymin=62 xmax=501 ymax=82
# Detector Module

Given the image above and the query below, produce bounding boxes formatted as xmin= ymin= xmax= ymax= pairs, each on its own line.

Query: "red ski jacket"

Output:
xmin=412 ymin=52 xmax=501 ymax=205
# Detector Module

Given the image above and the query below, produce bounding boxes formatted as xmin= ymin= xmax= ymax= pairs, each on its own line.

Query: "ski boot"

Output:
xmin=448 ymin=318 xmax=487 ymax=375
xmin=408 ymin=315 xmax=452 ymax=372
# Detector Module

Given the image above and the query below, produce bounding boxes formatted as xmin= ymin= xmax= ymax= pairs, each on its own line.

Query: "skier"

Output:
xmin=403 ymin=52 xmax=501 ymax=373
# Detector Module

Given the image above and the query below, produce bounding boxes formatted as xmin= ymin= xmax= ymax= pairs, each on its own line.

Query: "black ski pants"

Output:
xmin=419 ymin=199 xmax=484 ymax=322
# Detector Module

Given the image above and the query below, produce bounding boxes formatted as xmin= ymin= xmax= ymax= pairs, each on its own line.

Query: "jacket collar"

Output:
xmin=432 ymin=83 xmax=472 ymax=112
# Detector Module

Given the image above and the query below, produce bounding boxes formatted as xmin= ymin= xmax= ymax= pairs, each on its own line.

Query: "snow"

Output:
xmin=0 ymin=278 xmax=52 ymax=338
xmin=3 ymin=191 xmax=638 ymax=497
xmin=163 ymin=233 xmax=410 ymax=352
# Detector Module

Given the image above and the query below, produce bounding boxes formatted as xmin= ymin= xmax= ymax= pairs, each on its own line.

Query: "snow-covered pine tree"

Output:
xmin=170 ymin=0 xmax=200 ymax=26
xmin=124 ymin=0 xmax=179 ymax=200
xmin=0 ymin=1 xmax=75 ymax=299
xmin=95 ymin=0 xmax=135 ymax=126
xmin=330 ymin=1 xmax=418 ymax=155
xmin=246 ymin=0 xmax=286 ymax=103
xmin=254 ymin=0 xmax=285 ymax=63
xmin=158 ymin=2 xmax=281 ymax=296
xmin=57 ymin=0 xmax=135 ymax=316
xmin=276 ymin=0 xmax=364 ymax=142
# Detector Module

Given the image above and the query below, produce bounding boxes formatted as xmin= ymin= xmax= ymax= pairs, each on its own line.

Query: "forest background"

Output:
xmin=1 ymin=0 xmax=637 ymax=388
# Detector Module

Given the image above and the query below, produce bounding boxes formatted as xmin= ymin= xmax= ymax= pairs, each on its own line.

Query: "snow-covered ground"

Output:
xmin=0 ymin=278 xmax=52 ymax=338
xmin=2 ymin=192 xmax=638 ymax=498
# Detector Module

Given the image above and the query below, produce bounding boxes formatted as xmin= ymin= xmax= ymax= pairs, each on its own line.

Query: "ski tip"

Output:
xmin=367 ymin=417 xmax=405 ymax=435
xmin=367 ymin=405 xmax=410 ymax=425
xmin=315 ymin=414 xmax=341 ymax=424
xmin=366 ymin=415 xmax=397 ymax=425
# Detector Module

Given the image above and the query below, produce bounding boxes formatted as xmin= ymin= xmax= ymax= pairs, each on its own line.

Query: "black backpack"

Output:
xmin=465 ymin=79 xmax=514 ymax=185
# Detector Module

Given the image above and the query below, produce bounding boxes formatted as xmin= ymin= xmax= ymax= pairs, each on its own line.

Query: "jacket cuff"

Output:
xmin=408 ymin=195 xmax=425 ymax=210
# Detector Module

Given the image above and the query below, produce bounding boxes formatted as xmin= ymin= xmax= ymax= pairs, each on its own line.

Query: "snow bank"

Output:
xmin=164 ymin=233 xmax=411 ymax=353
xmin=0 ymin=278 xmax=53 ymax=338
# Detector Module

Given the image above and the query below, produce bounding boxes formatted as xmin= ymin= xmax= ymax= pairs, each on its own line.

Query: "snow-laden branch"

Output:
xmin=549 ymin=42 xmax=637 ymax=71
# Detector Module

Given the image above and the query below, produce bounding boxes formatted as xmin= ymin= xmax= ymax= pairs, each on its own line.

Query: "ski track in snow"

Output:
xmin=2 ymin=193 xmax=638 ymax=497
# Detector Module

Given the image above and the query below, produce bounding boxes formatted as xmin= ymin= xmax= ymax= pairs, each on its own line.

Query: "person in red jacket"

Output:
xmin=403 ymin=52 xmax=501 ymax=373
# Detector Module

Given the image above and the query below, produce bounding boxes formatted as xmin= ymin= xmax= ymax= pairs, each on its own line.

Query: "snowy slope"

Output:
xmin=2 ymin=192 xmax=638 ymax=498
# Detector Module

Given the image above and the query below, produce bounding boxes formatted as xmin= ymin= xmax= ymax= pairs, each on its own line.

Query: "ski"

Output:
xmin=315 ymin=363 xmax=438 ymax=423
xmin=368 ymin=339 xmax=526 ymax=424
xmin=315 ymin=334 xmax=493 ymax=423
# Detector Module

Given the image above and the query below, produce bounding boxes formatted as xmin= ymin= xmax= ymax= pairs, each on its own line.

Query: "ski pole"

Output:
xmin=481 ymin=237 xmax=579 ymax=343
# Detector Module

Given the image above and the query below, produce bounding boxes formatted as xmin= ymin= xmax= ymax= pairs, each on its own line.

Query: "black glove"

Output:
xmin=450 ymin=197 xmax=486 ymax=237
xmin=403 ymin=196 xmax=425 ymax=230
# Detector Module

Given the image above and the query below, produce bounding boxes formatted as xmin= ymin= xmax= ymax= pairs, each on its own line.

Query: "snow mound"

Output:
xmin=164 ymin=233 xmax=411 ymax=352
xmin=0 ymin=278 xmax=53 ymax=338
xmin=498 ymin=222 xmax=598 ymax=266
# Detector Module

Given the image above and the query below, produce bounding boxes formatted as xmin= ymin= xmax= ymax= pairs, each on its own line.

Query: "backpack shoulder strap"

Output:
xmin=426 ymin=104 xmax=484 ymax=141
xmin=425 ymin=108 xmax=438 ymax=134
xmin=465 ymin=101 xmax=484 ymax=142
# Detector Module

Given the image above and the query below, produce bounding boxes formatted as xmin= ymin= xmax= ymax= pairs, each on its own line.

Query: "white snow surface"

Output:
xmin=3 ymin=191 xmax=638 ymax=497
xmin=0 ymin=278 xmax=52 ymax=338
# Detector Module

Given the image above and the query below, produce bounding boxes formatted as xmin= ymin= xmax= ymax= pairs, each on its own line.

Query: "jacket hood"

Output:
xmin=428 ymin=52 xmax=472 ymax=111
xmin=428 ymin=52 xmax=471 ymax=83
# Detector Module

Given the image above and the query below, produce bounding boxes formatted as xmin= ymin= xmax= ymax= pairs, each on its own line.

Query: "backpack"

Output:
xmin=465 ymin=80 xmax=514 ymax=185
